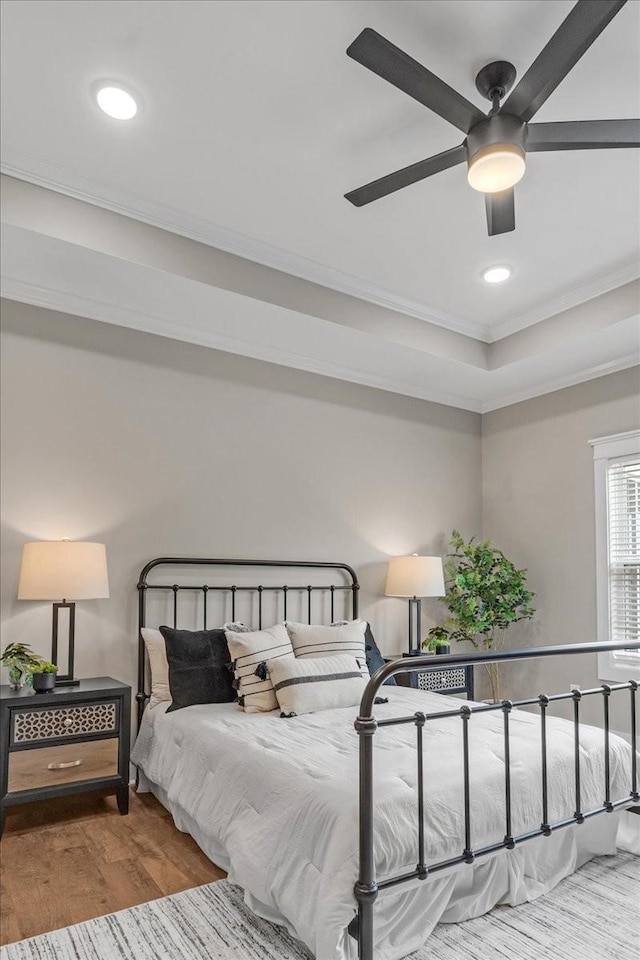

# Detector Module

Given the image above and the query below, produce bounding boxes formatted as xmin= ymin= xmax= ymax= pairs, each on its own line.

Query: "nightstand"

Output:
xmin=0 ymin=677 xmax=131 ymax=837
xmin=385 ymin=656 xmax=474 ymax=699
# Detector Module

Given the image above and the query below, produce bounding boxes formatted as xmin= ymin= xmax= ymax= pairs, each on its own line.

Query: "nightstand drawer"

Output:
xmin=7 ymin=738 xmax=119 ymax=793
xmin=11 ymin=701 xmax=118 ymax=744
xmin=389 ymin=659 xmax=474 ymax=699
xmin=415 ymin=666 xmax=468 ymax=692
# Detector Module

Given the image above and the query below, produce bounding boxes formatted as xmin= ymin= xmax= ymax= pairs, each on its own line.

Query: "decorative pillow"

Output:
xmin=329 ymin=620 xmax=396 ymax=686
xmin=269 ymin=654 xmax=369 ymax=716
xmin=141 ymin=628 xmax=171 ymax=708
xmin=364 ymin=623 xmax=396 ymax=686
xmin=226 ymin=623 xmax=294 ymax=713
xmin=285 ymin=620 xmax=368 ymax=678
xmin=159 ymin=626 xmax=235 ymax=712
xmin=223 ymin=621 xmax=250 ymax=633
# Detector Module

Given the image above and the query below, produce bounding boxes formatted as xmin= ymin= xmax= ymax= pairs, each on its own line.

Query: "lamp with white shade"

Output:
xmin=17 ymin=540 xmax=110 ymax=685
xmin=385 ymin=554 xmax=445 ymax=655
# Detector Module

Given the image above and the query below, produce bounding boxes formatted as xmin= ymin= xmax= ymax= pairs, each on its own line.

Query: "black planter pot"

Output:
xmin=32 ymin=672 xmax=56 ymax=693
xmin=435 ymin=644 xmax=451 ymax=655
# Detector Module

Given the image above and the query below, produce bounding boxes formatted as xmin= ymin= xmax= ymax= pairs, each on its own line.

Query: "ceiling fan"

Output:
xmin=344 ymin=0 xmax=640 ymax=235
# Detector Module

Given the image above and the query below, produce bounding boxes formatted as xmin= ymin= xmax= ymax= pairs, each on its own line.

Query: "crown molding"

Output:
xmin=2 ymin=150 xmax=637 ymax=351
xmin=3 ymin=272 xmax=636 ymax=418
xmin=482 ymin=351 xmax=640 ymax=413
xmin=489 ymin=260 xmax=640 ymax=342
xmin=0 ymin=152 xmax=488 ymax=342
xmin=0 ymin=274 xmax=484 ymax=413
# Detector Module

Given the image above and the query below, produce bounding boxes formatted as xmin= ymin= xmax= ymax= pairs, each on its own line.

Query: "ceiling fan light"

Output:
xmin=467 ymin=143 xmax=525 ymax=193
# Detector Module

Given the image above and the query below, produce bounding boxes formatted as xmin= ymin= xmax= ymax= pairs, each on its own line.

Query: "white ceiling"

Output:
xmin=1 ymin=0 xmax=639 ymax=414
xmin=1 ymin=0 xmax=639 ymax=342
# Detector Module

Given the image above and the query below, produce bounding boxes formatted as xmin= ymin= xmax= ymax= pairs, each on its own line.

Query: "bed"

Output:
xmin=131 ymin=557 xmax=639 ymax=960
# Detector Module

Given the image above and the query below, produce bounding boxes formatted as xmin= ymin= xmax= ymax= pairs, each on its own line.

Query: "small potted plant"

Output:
xmin=0 ymin=642 xmax=43 ymax=690
xmin=422 ymin=627 xmax=451 ymax=656
xmin=30 ymin=661 xmax=58 ymax=693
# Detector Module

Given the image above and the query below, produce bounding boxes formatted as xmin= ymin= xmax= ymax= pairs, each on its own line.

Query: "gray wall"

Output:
xmin=2 ymin=297 xmax=638 ymax=735
xmin=482 ymin=366 xmax=640 ymax=731
xmin=0 ymin=299 xmax=482 ymax=694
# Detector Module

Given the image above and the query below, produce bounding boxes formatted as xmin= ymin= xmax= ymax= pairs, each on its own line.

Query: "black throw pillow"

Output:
xmin=364 ymin=623 xmax=396 ymax=686
xmin=160 ymin=626 xmax=236 ymax=712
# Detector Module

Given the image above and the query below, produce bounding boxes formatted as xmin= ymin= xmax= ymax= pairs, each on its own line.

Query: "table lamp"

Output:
xmin=385 ymin=554 xmax=445 ymax=655
xmin=17 ymin=540 xmax=110 ymax=685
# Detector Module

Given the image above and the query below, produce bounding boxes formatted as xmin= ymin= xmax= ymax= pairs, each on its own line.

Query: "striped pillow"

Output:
xmin=285 ymin=620 xmax=368 ymax=678
xmin=268 ymin=654 xmax=368 ymax=716
xmin=226 ymin=623 xmax=294 ymax=713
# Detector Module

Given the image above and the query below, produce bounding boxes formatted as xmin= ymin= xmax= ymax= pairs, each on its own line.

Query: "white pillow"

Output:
xmin=268 ymin=654 xmax=368 ymax=716
xmin=285 ymin=620 xmax=368 ymax=677
xmin=226 ymin=623 xmax=294 ymax=713
xmin=141 ymin=627 xmax=171 ymax=708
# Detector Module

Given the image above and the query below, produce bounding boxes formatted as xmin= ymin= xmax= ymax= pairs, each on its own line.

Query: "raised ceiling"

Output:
xmin=2 ymin=0 xmax=639 ymax=339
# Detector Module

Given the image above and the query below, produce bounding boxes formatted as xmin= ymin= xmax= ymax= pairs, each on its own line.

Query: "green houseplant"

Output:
xmin=423 ymin=530 xmax=535 ymax=701
xmin=30 ymin=660 xmax=59 ymax=693
xmin=0 ymin=642 xmax=43 ymax=690
xmin=423 ymin=633 xmax=451 ymax=655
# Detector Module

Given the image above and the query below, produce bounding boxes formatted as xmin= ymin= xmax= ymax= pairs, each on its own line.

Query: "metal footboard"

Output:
xmin=354 ymin=640 xmax=640 ymax=960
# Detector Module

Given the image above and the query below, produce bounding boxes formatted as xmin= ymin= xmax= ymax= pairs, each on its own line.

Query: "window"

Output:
xmin=591 ymin=430 xmax=640 ymax=681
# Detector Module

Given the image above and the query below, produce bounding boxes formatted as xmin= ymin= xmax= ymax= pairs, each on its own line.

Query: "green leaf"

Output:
xmin=425 ymin=529 xmax=535 ymax=654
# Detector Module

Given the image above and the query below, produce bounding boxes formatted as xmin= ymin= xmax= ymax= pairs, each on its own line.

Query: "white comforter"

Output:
xmin=131 ymin=687 xmax=637 ymax=960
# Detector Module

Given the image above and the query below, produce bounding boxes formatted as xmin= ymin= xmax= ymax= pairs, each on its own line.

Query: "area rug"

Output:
xmin=2 ymin=853 xmax=638 ymax=960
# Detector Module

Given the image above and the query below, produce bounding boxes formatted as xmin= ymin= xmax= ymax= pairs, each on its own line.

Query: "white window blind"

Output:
xmin=607 ymin=456 xmax=640 ymax=655
xmin=592 ymin=430 xmax=640 ymax=681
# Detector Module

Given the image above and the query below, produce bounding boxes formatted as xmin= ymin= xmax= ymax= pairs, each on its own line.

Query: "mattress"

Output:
xmin=131 ymin=687 xmax=638 ymax=960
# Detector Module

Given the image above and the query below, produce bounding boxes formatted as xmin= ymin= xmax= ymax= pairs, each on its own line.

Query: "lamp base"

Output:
xmin=52 ymin=600 xmax=77 ymax=685
xmin=407 ymin=596 xmax=423 ymax=656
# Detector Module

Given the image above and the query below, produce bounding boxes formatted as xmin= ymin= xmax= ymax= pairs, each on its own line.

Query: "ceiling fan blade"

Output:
xmin=347 ymin=28 xmax=485 ymax=134
xmin=502 ymin=0 xmax=627 ymax=123
xmin=528 ymin=118 xmax=640 ymax=151
xmin=345 ymin=143 xmax=467 ymax=207
xmin=485 ymin=189 xmax=515 ymax=236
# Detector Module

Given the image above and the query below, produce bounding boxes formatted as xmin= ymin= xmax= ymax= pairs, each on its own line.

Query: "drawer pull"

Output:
xmin=47 ymin=759 xmax=83 ymax=770
xmin=63 ymin=718 xmax=73 ymax=727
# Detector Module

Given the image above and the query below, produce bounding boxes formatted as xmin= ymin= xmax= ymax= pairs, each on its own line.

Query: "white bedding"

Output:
xmin=131 ymin=687 xmax=638 ymax=960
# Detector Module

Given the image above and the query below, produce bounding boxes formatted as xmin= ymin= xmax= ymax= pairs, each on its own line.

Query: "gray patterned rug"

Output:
xmin=1 ymin=853 xmax=638 ymax=960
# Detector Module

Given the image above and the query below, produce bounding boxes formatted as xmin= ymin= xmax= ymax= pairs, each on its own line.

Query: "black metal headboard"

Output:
xmin=137 ymin=557 xmax=359 ymax=727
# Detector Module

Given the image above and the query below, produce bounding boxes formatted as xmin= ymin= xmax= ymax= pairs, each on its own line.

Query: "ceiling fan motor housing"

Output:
xmin=466 ymin=114 xmax=527 ymax=166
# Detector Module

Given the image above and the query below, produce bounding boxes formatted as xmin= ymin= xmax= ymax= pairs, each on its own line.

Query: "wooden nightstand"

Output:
xmin=0 ymin=677 xmax=131 ymax=837
xmin=385 ymin=656 xmax=474 ymax=699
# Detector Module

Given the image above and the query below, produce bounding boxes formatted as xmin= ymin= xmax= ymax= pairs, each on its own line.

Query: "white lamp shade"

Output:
xmin=18 ymin=541 xmax=110 ymax=601
xmin=385 ymin=555 xmax=445 ymax=598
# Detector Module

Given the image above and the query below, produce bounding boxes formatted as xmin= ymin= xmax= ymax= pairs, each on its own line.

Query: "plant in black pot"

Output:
xmin=423 ymin=628 xmax=451 ymax=656
xmin=31 ymin=660 xmax=58 ymax=693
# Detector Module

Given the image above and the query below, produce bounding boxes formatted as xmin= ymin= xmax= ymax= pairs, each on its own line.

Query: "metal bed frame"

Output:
xmin=137 ymin=556 xmax=361 ymax=728
xmin=355 ymin=644 xmax=640 ymax=960
xmin=137 ymin=557 xmax=640 ymax=960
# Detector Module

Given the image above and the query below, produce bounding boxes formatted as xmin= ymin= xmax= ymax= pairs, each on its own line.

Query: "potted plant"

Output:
xmin=423 ymin=530 xmax=535 ymax=701
xmin=0 ymin=642 xmax=43 ymax=690
xmin=423 ymin=629 xmax=451 ymax=655
xmin=31 ymin=661 xmax=58 ymax=693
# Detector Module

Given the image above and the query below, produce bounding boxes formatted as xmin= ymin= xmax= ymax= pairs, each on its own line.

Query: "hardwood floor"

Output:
xmin=0 ymin=788 xmax=225 ymax=946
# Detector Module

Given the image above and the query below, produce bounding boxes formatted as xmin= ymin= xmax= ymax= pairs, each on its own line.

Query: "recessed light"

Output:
xmin=482 ymin=265 xmax=511 ymax=284
xmin=96 ymin=85 xmax=138 ymax=120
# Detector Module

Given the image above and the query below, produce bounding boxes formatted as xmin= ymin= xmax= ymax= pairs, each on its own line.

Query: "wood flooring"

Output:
xmin=0 ymin=788 xmax=226 ymax=945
